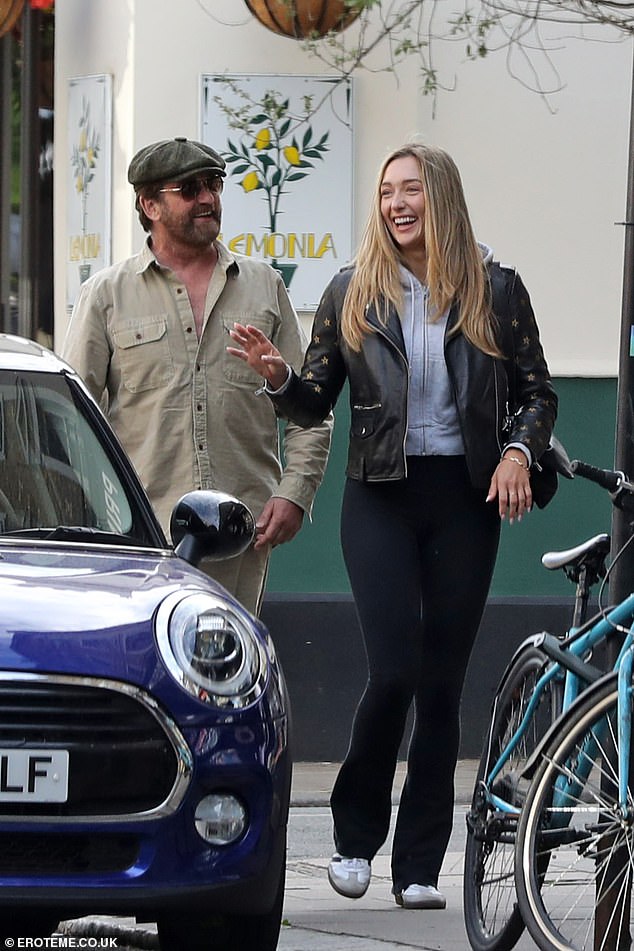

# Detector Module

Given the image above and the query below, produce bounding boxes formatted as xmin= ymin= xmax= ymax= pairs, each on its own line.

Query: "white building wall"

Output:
xmin=54 ymin=0 xmax=632 ymax=376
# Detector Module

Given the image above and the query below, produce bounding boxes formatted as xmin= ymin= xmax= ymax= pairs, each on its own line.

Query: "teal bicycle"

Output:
xmin=464 ymin=459 xmax=634 ymax=951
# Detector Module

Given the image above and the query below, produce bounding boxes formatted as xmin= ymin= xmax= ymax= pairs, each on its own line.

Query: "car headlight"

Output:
xmin=155 ymin=592 xmax=267 ymax=708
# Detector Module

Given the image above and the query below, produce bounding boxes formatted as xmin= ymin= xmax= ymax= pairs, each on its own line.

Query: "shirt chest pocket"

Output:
xmin=222 ymin=311 xmax=276 ymax=387
xmin=112 ymin=316 xmax=175 ymax=393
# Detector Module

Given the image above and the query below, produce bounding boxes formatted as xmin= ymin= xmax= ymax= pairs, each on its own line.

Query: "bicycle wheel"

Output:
xmin=464 ymin=645 xmax=559 ymax=951
xmin=515 ymin=673 xmax=634 ymax=951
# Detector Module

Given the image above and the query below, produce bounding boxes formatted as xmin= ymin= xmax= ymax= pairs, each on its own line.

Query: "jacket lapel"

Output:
xmin=365 ymin=302 xmax=406 ymax=356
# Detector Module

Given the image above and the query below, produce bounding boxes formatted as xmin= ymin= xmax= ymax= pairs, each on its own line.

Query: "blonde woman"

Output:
xmin=228 ymin=143 xmax=557 ymax=909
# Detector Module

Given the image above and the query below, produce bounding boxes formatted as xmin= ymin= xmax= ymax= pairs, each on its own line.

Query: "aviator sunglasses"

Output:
xmin=158 ymin=176 xmax=224 ymax=201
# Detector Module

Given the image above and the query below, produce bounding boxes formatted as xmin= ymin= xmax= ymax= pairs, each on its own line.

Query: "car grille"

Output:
xmin=0 ymin=832 xmax=139 ymax=874
xmin=0 ymin=676 xmax=189 ymax=819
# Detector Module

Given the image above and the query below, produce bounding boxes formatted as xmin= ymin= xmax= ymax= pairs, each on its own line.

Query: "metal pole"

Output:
xmin=600 ymin=41 xmax=634 ymax=951
xmin=611 ymin=43 xmax=634 ymax=602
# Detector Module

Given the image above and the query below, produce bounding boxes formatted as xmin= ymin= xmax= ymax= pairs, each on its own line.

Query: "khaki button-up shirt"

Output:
xmin=62 ymin=239 xmax=332 ymax=537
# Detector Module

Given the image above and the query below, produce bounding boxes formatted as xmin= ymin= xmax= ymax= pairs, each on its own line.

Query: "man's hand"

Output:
xmin=254 ymin=497 xmax=305 ymax=550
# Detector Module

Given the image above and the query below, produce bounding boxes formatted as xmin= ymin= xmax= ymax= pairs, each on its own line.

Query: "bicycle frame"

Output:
xmin=485 ymin=591 xmax=634 ymax=818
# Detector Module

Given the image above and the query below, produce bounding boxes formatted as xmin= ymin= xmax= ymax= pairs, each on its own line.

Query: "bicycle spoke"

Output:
xmin=465 ymin=647 xmax=558 ymax=950
xmin=516 ymin=678 xmax=634 ymax=951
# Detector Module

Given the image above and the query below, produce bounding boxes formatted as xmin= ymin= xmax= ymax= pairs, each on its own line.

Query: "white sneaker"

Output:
xmin=394 ymin=883 xmax=446 ymax=909
xmin=327 ymin=854 xmax=371 ymax=898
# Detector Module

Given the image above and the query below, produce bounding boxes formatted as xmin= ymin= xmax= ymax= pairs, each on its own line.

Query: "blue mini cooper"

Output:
xmin=0 ymin=334 xmax=290 ymax=950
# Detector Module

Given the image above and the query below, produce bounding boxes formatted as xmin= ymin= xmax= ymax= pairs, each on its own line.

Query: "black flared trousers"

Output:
xmin=331 ymin=455 xmax=500 ymax=891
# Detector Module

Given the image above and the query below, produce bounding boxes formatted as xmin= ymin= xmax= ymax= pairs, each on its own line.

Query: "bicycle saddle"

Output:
xmin=541 ymin=532 xmax=610 ymax=571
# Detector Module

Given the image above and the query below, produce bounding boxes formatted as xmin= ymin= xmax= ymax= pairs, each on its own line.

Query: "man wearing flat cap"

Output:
xmin=62 ymin=136 xmax=332 ymax=616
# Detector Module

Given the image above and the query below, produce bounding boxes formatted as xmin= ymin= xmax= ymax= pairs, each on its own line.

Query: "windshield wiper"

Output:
xmin=1 ymin=526 xmax=137 ymax=545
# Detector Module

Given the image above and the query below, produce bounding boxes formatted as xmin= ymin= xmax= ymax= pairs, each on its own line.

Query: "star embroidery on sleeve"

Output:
xmin=306 ymin=371 xmax=314 ymax=380
xmin=527 ymin=373 xmax=536 ymax=382
xmin=321 ymin=355 xmax=329 ymax=365
xmin=512 ymin=319 xmax=519 ymax=329
xmin=523 ymin=336 xmax=530 ymax=346
xmin=314 ymin=335 xmax=321 ymax=344
xmin=323 ymin=318 xmax=332 ymax=327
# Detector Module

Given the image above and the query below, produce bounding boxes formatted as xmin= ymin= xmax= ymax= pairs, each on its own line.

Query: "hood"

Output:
xmin=479 ymin=242 xmax=494 ymax=266
xmin=0 ymin=543 xmax=225 ymax=682
xmin=398 ymin=242 xmax=495 ymax=289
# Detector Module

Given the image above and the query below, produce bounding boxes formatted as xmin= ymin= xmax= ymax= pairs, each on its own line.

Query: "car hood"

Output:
xmin=0 ymin=543 xmax=231 ymax=682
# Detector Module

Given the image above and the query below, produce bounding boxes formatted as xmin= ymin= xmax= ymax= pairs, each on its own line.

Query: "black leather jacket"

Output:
xmin=272 ymin=263 xmax=557 ymax=489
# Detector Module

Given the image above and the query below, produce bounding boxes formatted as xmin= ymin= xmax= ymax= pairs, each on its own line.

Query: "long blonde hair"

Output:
xmin=342 ymin=143 xmax=500 ymax=356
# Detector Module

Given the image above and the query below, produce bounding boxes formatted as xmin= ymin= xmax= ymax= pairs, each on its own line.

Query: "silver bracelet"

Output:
xmin=503 ymin=454 xmax=529 ymax=471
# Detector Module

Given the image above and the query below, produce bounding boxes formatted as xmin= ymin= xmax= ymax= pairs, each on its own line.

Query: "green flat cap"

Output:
xmin=128 ymin=137 xmax=226 ymax=188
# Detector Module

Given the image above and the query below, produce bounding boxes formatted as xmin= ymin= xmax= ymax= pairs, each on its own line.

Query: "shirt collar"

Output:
xmin=215 ymin=239 xmax=240 ymax=277
xmin=136 ymin=238 xmax=158 ymax=274
xmin=136 ymin=236 xmax=240 ymax=277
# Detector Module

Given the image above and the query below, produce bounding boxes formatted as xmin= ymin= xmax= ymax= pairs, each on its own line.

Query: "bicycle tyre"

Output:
xmin=515 ymin=673 xmax=634 ymax=951
xmin=464 ymin=645 xmax=559 ymax=951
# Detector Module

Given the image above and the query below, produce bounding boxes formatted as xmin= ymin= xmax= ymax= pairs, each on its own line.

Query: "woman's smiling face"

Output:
xmin=379 ymin=154 xmax=426 ymax=258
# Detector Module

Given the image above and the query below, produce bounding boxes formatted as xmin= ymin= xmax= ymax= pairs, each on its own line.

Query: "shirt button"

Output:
xmin=186 ymin=326 xmax=193 ymax=333
xmin=197 ymin=404 xmax=202 ymax=412
xmin=198 ymin=444 xmax=204 ymax=451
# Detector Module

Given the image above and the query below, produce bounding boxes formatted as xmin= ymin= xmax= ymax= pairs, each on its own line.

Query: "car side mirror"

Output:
xmin=170 ymin=490 xmax=255 ymax=567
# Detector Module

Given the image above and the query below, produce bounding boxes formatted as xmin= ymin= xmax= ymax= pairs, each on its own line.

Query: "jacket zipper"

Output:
xmin=493 ymin=360 xmax=504 ymax=455
xmin=373 ymin=324 xmax=410 ymax=478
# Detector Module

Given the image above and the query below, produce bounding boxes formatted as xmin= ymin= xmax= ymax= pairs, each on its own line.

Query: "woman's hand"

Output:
xmin=226 ymin=323 xmax=289 ymax=390
xmin=486 ymin=452 xmax=532 ymax=523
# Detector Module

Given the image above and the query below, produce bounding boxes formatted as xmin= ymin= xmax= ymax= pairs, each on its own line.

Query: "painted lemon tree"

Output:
xmin=70 ymin=96 xmax=100 ymax=284
xmin=218 ymin=88 xmax=329 ymax=288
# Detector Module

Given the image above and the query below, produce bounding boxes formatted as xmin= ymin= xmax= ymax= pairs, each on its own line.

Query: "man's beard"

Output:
xmin=163 ymin=204 xmax=221 ymax=249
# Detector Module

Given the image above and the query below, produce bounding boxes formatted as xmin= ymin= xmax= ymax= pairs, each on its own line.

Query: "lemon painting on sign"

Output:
xmin=70 ymin=96 xmax=101 ymax=284
xmin=218 ymin=87 xmax=329 ymax=286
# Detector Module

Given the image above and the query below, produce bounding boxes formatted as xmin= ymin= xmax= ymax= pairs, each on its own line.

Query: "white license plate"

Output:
xmin=0 ymin=749 xmax=69 ymax=802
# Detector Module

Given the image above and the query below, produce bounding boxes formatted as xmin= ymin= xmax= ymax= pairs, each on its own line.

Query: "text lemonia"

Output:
xmin=69 ymin=233 xmax=101 ymax=261
xmin=225 ymin=232 xmax=337 ymax=260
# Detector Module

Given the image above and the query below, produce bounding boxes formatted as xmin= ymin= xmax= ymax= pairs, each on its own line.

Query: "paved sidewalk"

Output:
xmin=281 ymin=758 xmax=542 ymax=950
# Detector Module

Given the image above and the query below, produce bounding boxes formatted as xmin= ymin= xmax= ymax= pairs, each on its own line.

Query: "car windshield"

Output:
xmin=0 ymin=368 xmax=160 ymax=547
